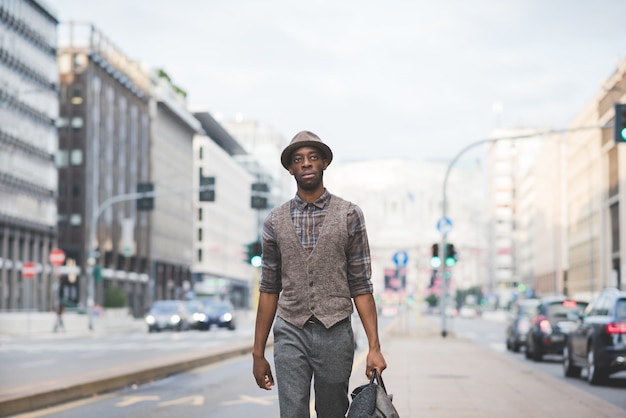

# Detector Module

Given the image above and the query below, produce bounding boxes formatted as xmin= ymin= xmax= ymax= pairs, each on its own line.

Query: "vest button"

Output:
xmin=309 ymin=281 xmax=313 ymax=287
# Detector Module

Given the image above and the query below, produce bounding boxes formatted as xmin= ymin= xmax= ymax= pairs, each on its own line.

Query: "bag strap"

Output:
xmin=369 ymin=369 xmax=387 ymax=394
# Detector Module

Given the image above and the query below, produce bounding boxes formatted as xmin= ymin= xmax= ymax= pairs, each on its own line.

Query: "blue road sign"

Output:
xmin=437 ymin=217 xmax=453 ymax=236
xmin=393 ymin=250 xmax=408 ymax=267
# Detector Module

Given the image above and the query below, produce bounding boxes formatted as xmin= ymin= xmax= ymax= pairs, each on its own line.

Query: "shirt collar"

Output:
xmin=294 ymin=189 xmax=330 ymax=211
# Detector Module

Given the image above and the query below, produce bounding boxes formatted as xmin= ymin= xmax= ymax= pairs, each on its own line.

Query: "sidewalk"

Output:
xmin=1 ymin=311 xmax=624 ymax=417
xmin=0 ymin=309 xmax=146 ymax=340
xmin=376 ymin=313 xmax=625 ymax=418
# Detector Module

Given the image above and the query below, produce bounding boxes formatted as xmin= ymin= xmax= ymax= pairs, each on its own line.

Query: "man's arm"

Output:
xmin=252 ymin=292 xmax=279 ymax=390
xmin=354 ymin=293 xmax=387 ymax=377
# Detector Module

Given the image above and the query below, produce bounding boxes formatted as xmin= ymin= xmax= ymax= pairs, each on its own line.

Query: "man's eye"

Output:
xmin=293 ymin=157 xmax=302 ymax=163
xmin=310 ymin=155 xmax=319 ymax=160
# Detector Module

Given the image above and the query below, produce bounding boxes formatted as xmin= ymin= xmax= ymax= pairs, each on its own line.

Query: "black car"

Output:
xmin=525 ymin=296 xmax=588 ymax=362
xmin=563 ymin=288 xmax=626 ymax=385
xmin=506 ymin=298 xmax=540 ymax=353
xmin=204 ymin=299 xmax=236 ymax=330
xmin=185 ymin=299 xmax=208 ymax=330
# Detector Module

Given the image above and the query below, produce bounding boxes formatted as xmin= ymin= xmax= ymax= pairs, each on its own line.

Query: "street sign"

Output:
xmin=436 ymin=217 xmax=453 ymax=236
xmin=22 ymin=261 xmax=36 ymax=279
xmin=49 ymin=248 xmax=66 ymax=266
xmin=393 ymin=250 xmax=408 ymax=267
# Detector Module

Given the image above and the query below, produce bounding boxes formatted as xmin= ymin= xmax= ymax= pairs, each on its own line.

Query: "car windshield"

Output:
xmin=200 ymin=300 xmax=231 ymax=313
xmin=546 ymin=300 xmax=587 ymax=322
xmin=150 ymin=303 xmax=178 ymax=314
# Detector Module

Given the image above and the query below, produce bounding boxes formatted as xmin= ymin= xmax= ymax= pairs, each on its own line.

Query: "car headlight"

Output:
xmin=145 ymin=315 xmax=155 ymax=325
xmin=170 ymin=315 xmax=181 ymax=324
xmin=193 ymin=313 xmax=207 ymax=322
xmin=221 ymin=313 xmax=232 ymax=322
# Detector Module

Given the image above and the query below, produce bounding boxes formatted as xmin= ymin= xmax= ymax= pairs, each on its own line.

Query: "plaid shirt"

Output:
xmin=260 ymin=189 xmax=373 ymax=297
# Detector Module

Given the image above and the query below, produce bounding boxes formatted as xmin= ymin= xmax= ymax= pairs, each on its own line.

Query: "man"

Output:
xmin=252 ymin=130 xmax=387 ymax=418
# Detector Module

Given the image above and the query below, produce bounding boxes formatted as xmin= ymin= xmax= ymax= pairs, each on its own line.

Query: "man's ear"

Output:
xmin=322 ymin=160 xmax=329 ymax=170
xmin=288 ymin=167 xmax=295 ymax=175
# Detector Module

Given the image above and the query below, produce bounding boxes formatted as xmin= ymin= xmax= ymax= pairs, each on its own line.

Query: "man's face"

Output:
xmin=288 ymin=146 xmax=328 ymax=191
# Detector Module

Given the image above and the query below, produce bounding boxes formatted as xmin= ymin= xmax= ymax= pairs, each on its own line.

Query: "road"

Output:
xmin=450 ymin=314 xmax=626 ymax=410
xmin=3 ymin=312 xmax=624 ymax=417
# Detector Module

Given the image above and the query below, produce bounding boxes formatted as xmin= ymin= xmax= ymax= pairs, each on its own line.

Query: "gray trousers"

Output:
xmin=273 ymin=316 xmax=355 ymax=418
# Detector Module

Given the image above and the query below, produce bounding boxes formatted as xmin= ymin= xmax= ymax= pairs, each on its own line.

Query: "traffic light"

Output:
xmin=444 ymin=243 xmax=457 ymax=267
xmin=245 ymin=240 xmax=262 ymax=267
xmin=199 ymin=176 xmax=215 ymax=202
xmin=614 ymin=103 xmax=626 ymax=144
xmin=251 ymin=182 xmax=269 ymax=209
xmin=136 ymin=183 xmax=154 ymax=211
xmin=430 ymin=243 xmax=441 ymax=268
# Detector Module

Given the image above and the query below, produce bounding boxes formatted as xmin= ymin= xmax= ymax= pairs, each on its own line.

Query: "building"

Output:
xmin=57 ymin=23 xmax=152 ymax=316
xmin=0 ymin=0 xmax=59 ymax=311
xmin=149 ymin=70 xmax=203 ymax=304
xmin=193 ymin=111 xmax=262 ymax=308
xmin=566 ymin=58 xmax=626 ymax=299
xmin=486 ymin=128 xmax=545 ymax=307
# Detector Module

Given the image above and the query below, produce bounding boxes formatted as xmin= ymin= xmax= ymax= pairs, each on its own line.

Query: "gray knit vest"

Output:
xmin=274 ymin=194 xmax=354 ymax=329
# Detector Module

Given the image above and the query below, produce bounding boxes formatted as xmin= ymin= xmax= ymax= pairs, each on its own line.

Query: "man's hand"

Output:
xmin=253 ymin=356 xmax=275 ymax=390
xmin=365 ymin=348 xmax=387 ymax=378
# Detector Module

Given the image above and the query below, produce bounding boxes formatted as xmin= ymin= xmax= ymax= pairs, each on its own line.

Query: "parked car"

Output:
xmin=525 ymin=296 xmax=588 ymax=362
xmin=563 ymin=288 xmax=626 ymax=385
xmin=145 ymin=300 xmax=191 ymax=332
xmin=185 ymin=299 xmax=208 ymax=330
xmin=506 ymin=298 xmax=540 ymax=353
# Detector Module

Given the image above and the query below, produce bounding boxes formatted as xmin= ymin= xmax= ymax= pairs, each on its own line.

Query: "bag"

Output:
xmin=346 ymin=369 xmax=399 ymax=418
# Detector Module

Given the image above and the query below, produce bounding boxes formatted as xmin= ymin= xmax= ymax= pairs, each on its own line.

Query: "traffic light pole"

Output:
xmin=438 ymin=125 xmax=603 ymax=338
xmin=85 ymin=184 xmax=215 ymax=330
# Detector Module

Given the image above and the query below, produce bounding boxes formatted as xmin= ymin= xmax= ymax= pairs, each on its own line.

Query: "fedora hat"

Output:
xmin=281 ymin=130 xmax=333 ymax=169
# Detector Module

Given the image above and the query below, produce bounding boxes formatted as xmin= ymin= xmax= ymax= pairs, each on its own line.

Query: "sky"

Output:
xmin=47 ymin=0 xmax=626 ymax=164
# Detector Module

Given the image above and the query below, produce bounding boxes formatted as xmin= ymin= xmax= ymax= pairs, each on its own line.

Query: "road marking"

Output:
xmin=222 ymin=394 xmax=277 ymax=406
xmin=18 ymin=359 xmax=56 ymax=368
xmin=116 ymin=395 xmax=160 ymax=407
xmin=159 ymin=395 xmax=205 ymax=406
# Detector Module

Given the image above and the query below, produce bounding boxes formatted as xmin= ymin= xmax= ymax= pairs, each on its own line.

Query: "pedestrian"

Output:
xmin=252 ymin=130 xmax=387 ymax=418
xmin=53 ymin=302 xmax=65 ymax=332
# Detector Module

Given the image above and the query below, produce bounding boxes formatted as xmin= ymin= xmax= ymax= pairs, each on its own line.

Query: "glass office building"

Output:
xmin=0 ymin=0 xmax=59 ymax=311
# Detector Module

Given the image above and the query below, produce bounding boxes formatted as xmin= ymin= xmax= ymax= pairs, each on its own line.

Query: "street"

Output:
xmin=2 ymin=311 xmax=625 ymax=417
xmin=450 ymin=315 xmax=626 ymax=410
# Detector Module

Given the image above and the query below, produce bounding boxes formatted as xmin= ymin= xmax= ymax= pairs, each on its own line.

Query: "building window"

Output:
xmin=72 ymin=183 xmax=80 ymax=197
xmin=199 ymin=146 xmax=203 ymax=160
xmin=56 ymin=150 xmax=69 ymax=167
xmin=71 ymin=87 xmax=83 ymax=105
xmin=69 ymin=214 xmax=82 ymax=226
xmin=198 ymin=228 xmax=203 ymax=242
xmin=71 ymin=117 xmax=83 ymax=131
xmin=197 ymin=248 xmax=203 ymax=262
xmin=70 ymin=149 xmax=83 ymax=165
xmin=198 ymin=207 xmax=203 ymax=221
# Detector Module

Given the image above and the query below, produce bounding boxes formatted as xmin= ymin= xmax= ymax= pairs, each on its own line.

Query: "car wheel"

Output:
xmin=525 ymin=340 xmax=532 ymax=359
xmin=563 ymin=346 xmax=581 ymax=378
xmin=512 ymin=341 xmax=520 ymax=353
xmin=587 ymin=348 xmax=607 ymax=385
xmin=506 ymin=338 xmax=511 ymax=351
